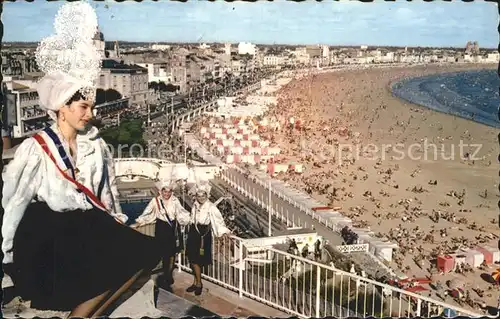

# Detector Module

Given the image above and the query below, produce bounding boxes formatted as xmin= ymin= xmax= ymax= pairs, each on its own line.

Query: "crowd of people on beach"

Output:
xmin=223 ymin=65 xmax=499 ymax=312
xmin=189 ymin=64 xmax=499 ymax=313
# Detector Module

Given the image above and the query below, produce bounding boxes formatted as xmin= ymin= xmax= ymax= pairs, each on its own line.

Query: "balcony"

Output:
xmin=20 ymin=106 xmax=47 ymax=121
xmin=19 ymin=98 xmax=39 ymax=108
xmin=133 ymin=223 xmax=482 ymax=318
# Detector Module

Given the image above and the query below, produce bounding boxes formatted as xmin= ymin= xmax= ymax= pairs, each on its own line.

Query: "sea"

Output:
xmin=391 ymin=69 xmax=500 ymax=128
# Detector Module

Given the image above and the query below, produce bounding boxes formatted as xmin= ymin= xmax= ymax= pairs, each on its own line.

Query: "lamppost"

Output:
xmin=268 ymin=179 xmax=272 ymax=237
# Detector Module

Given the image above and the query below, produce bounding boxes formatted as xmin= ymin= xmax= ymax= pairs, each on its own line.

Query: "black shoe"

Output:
xmin=186 ymin=284 xmax=197 ymax=293
xmin=194 ymin=285 xmax=203 ymax=296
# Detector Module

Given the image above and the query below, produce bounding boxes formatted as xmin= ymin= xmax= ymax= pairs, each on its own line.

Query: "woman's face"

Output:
xmin=161 ymin=188 xmax=173 ymax=200
xmin=196 ymin=193 xmax=208 ymax=204
xmin=60 ymin=99 xmax=94 ymax=131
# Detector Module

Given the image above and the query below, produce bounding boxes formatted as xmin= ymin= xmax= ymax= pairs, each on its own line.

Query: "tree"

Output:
xmin=157 ymin=81 xmax=168 ymax=92
xmin=163 ymin=83 xmax=178 ymax=92
xmin=117 ymin=129 xmax=131 ymax=145
xmin=95 ymin=88 xmax=123 ymax=104
xmin=100 ymin=119 xmax=145 ymax=156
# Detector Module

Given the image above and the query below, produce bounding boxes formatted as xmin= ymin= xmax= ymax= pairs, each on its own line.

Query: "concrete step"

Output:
xmin=155 ymin=288 xmax=217 ymax=317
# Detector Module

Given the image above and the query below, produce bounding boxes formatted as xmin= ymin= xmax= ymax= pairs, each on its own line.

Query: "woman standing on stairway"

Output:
xmin=132 ymin=181 xmax=190 ymax=290
xmin=185 ymin=182 xmax=231 ymax=296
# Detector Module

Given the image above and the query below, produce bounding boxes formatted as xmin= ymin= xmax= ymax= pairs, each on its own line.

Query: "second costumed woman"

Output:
xmin=185 ymin=182 xmax=231 ymax=296
xmin=132 ymin=181 xmax=190 ymax=290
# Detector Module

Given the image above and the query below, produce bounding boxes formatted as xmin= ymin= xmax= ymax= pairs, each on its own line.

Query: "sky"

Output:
xmin=2 ymin=0 xmax=499 ymax=48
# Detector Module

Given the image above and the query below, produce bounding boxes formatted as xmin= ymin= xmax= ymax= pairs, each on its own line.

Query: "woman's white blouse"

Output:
xmin=135 ymin=195 xmax=190 ymax=226
xmin=1 ymin=124 xmax=126 ymax=264
xmin=190 ymin=201 xmax=230 ymax=238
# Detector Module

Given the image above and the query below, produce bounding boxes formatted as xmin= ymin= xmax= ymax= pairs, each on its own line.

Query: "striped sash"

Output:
xmin=33 ymin=127 xmax=108 ymax=212
xmin=155 ymin=196 xmax=173 ymax=227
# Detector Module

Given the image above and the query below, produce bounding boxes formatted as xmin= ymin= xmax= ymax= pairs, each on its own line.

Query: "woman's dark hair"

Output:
xmin=64 ymin=90 xmax=86 ymax=106
xmin=55 ymin=90 xmax=89 ymax=120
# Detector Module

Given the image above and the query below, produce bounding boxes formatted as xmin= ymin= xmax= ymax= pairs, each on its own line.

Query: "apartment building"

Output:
xmin=151 ymin=44 xmax=171 ymax=51
xmin=99 ymin=59 xmax=149 ymax=108
xmin=169 ymin=48 xmax=189 ymax=93
xmin=305 ymin=45 xmax=322 ymax=59
xmin=263 ymin=54 xmax=288 ymax=66
xmin=237 ymin=42 xmax=257 ymax=56
xmin=292 ymin=47 xmax=311 ymax=65
xmin=2 ymin=77 xmax=49 ymax=139
xmin=1 ymin=74 xmax=135 ymax=141
xmin=1 ymin=53 xmax=38 ymax=77
xmin=136 ymin=62 xmax=173 ymax=84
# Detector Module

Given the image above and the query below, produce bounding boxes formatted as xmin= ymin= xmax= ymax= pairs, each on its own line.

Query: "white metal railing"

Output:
xmin=134 ymin=224 xmax=482 ymax=318
xmin=218 ymin=167 xmax=338 ymax=231
xmin=217 ymin=166 xmax=402 ymax=277
xmin=335 ymin=244 xmax=369 ymax=254
xmin=184 ymin=135 xmax=398 ymax=277
xmin=218 ymin=165 xmax=397 ymax=262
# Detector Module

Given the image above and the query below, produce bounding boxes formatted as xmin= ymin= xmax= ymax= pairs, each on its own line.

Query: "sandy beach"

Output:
xmin=264 ymin=64 xmax=498 ymax=310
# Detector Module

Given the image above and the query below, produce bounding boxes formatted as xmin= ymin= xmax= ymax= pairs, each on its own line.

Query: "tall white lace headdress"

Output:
xmin=35 ymin=1 xmax=102 ymax=120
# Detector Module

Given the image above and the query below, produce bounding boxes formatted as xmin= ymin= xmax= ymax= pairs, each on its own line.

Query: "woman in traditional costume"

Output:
xmin=1 ymin=2 xmax=160 ymax=317
xmin=132 ymin=180 xmax=190 ymax=289
xmin=185 ymin=182 xmax=231 ymax=295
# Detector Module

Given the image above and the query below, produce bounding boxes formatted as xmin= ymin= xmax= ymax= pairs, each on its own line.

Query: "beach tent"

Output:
xmin=449 ymin=287 xmax=464 ymax=299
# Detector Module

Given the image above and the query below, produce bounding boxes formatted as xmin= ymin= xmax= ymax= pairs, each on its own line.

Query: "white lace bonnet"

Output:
xmin=155 ymin=180 xmax=175 ymax=191
xmin=192 ymin=181 xmax=212 ymax=196
xmin=35 ymin=1 xmax=102 ymax=121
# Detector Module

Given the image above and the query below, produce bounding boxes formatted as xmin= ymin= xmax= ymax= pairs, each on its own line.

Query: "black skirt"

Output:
xmin=9 ymin=201 xmax=161 ymax=311
xmin=155 ymin=219 xmax=183 ymax=258
xmin=186 ymin=224 xmax=212 ymax=266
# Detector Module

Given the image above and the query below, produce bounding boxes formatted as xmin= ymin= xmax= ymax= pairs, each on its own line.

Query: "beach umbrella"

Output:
xmin=450 ymin=288 xmax=464 ymax=299
xmin=442 ymin=308 xmax=457 ymax=318
xmin=492 ymin=268 xmax=500 ymax=284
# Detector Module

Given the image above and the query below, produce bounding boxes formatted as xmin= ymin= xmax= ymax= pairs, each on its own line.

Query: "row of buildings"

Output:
xmin=260 ymin=43 xmax=499 ymax=66
xmin=0 ymin=30 xmax=259 ymax=143
xmin=106 ymin=41 xmax=499 ymax=91
xmin=2 ymin=32 xmax=498 ymax=144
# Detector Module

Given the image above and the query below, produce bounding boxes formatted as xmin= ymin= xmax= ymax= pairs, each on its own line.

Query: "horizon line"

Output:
xmin=3 ymin=41 xmax=496 ymax=51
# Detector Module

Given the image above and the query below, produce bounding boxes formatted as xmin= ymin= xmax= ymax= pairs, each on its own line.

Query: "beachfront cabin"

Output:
xmin=464 ymin=249 xmax=485 ymax=268
xmin=437 ymin=255 xmax=455 ymax=273
xmin=475 ymin=245 xmax=500 ymax=264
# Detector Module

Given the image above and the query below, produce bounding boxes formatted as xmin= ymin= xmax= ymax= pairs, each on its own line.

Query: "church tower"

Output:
xmin=224 ymin=43 xmax=231 ymax=56
xmin=92 ymin=27 xmax=106 ymax=58
xmin=114 ymin=41 xmax=120 ymax=58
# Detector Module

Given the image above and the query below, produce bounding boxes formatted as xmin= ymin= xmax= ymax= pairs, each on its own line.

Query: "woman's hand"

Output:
xmin=113 ymin=216 xmax=126 ymax=225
